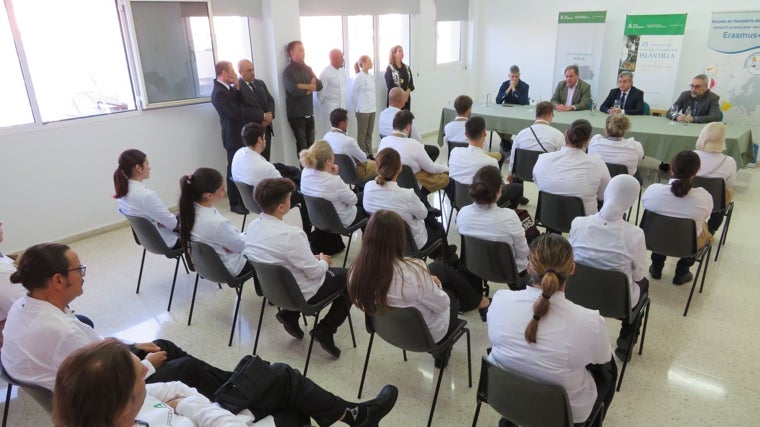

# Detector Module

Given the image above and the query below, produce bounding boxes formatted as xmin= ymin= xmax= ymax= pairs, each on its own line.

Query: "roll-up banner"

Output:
xmin=554 ymin=11 xmax=607 ymax=103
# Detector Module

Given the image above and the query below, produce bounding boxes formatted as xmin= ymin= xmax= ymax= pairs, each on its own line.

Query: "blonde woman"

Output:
xmin=351 ymin=55 xmax=376 ymax=158
xmin=588 ymin=114 xmax=644 ymax=177
xmin=384 ymin=45 xmax=414 ymax=110
xmin=694 ymin=122 xmax=737 ymax=234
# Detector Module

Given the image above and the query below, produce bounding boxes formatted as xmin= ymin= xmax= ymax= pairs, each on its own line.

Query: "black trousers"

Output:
xmin=651 ymin=252 xmax=695 ymax=276
xmin=225 ymin=146 xmax=244 ymax=209
xmin=428 ymin=261 xmax=482 ymax=312
xmin=618 ymin=279 xmax=649 ymax=351
xmin=423 ymin=144 xmax=440 ymax=162
xmin=280 ymin=268 xmax=349 ymax=334
xmin=707 ymin=211 xmax=724 ymax=234
xmin=262 ymin=130 xmax=273 ymax=161
xmin=288 ymin=116 xmax=316 ymax=154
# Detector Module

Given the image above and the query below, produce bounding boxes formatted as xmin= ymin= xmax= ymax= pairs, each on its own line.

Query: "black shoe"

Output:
xmin=230 ymin=205 xmax=249 ymax=215
xmin=649 ymin=265 xmax=662 ymax=280
xmin=672 ymin=271 xmax=693 ymax=286
xmin=311 ymin=327 xmax=341 ymax=358
xmin=354 ymin=385 xmax=399 ymax=427
xmin=478 ymin=298 xmax=492 ymax=322
xmin=518 ymin=196 xmax=530 ymax=205
xmin=615 ymin=346 xmax=632 ymax=362
xmin=276 ymin=312 xmax=304 ymax=340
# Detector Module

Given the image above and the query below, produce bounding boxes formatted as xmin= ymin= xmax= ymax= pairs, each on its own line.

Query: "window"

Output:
xmin=0 ymin=2 xmax=32 ymax=127
xmin=378 ymin=14 xmax=410 ymax=69
xmin=299 ymin=16 xmax=343 ymax=76
xmin=345 ymin=16 xmax=374 ymax=77
xmin=10 ymin=0 xmax=135 ymax=122
xmin=213 ymin=16 xmax=253 ymax=70
xmin=436 ymin=21 xmax=461 ymax=64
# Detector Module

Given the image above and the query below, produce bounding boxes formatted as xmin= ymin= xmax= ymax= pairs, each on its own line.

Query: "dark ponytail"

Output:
xmin=178 ymin=168 xmax=224 ymax=249
xmin=10 ymin=243 xmax=71 ymax=292
xmin=565 ymin=119 xmax=592 ymax=148
xmin=669 ymin=150 xmax=701 ymax=198
xmin=113 ymin=149 xmax=146 ymax=199
xmin=469 ymin=166 xmax=501 ymax=205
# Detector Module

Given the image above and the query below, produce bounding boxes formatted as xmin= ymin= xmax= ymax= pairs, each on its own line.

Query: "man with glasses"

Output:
xmin=666 ymin=74 xmax=721 ymax=124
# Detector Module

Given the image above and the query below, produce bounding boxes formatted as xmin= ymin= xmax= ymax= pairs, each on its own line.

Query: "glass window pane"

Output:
xmin=131 ymin=1 xmax=212 ymax=105
xmin=299 ymin=16 xmax=342 ymax=75
xmin=436 ymin=21 xmax=461 ymax=64
xmin=0 ymin=2 xmax=32 ymax=127
xmin=213 ymin=16 xmax=252 ymax=66
xmin=378 ymin=14 xmax=410 ymax=69
xmin=13 ymin=0 xmax=135 ymax=122
xmin=346 ymin=16 xmax=374 ymax=78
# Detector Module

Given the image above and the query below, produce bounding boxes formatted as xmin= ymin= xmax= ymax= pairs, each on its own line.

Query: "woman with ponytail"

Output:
xmin=487 ymin=234 xmax=615 ymax=426
xmin=642 ymin=150 xmax=713 ymax=285
xmin=114 ymin=149 xmax=178 ymax=248
xmin=178 ymin=168 xmax=249 ymax=275
xmin=350 ymin=55 xmax=376 ymax=158
xmin=456 ymin=165 xmax=529 ymax=278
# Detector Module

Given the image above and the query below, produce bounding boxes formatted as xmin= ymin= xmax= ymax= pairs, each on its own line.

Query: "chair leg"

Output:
xmin=136 ymin=248 xmax=146 ymax=293
xmin=252 ymin=298 xmax=268 ymax=355
xmin=346 ymin=302 xmax=357 ymax=348
xmin=166 ymin=256 xmax=181 ymax=311
xmin=683 ymin=248 xmax=709 ymax=317
xmin=2 ymin=383 xmax=11 ymax=427
xmin=180 ymin=254 xmax=190 ymax=274
xmin=357 ymin=332 xmax=375 ymax=399
xmin=471 ymin=402 xmax=482 ymax=427
xmin=241 ymin=213 xmax=247 ymax=231
xmin=403 ymin=350 xmax=407 ymax=361
xmin=228 ymin=285 xmax=244 ymax=347
xmin=428 ymin=360 xmax=447 ymax=427
xmin=698 ymin=246 xmax=712 ymax=294
xmin=638 ymin=300 xmax=651 ymax=355
xmin=187 ymin=273 xmax=200 ymax=326
xmin=466 ymin=328 xmax=472 ymax=387
xmin=303 ymin=311 xmax=323 ymax=377
xmin=715 ymin=209 xmax=731 ymax=261
xmin=342 ymin=232 xmax=354 ymax=268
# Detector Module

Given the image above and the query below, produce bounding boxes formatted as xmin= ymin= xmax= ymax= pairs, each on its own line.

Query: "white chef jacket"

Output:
xmin=231 ymin=147 xmax=281 ymax=187
xmin=533 ymin=147 xmax=611 ymax=215
xmin=387 ymin=258 xmax=450 ymax=342
xmin=323 ymin=129 xmax=368 ymax=164
xmin=509 ymin=122 xmax=565 ymax=173
xmin=443 ymin=118 xmax=467 ymax=144
xmin=448 ymin=145 xmax=499 ymax=185
xmin=118 ymin=180 xmax=178 ymax=247
xmin=587 ymin=134 xmax=644 ymax=175
xmin=378 ymin=135 xmax=448 ymax=175
xmin=191 ymin=203 xmax=247 ymax=275
xmin=456 ymin=203 xmax=529 ymax=272
xmin=0 ymin=255 xmax=25 ymax=321
xmin=378 ymin=106 xmax=422 ymax=142
xmin=641 ymin=179 xmax=713 ymax=237
xmin=300 ymin=168 xmax=358 ymax=227
xmin=350 ymin=72 xmax=376 ymax=113
xmin=363 ymin=180 xmax=428 ymax=248
xmin=695 ymin=150 xmax=737 ymax=188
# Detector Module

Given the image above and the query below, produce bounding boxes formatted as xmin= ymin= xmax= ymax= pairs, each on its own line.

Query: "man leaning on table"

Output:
xmin=666 ymin=74 xmax=721 ymax=124
xmin=599 ymin=71 xmax=645 ymax=115
xmin=550 ymin=64 xmax=592 ymax=111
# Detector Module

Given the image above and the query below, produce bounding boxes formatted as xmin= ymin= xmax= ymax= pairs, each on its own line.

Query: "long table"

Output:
xmin=438 ymin=104 xmax=754 ymax=168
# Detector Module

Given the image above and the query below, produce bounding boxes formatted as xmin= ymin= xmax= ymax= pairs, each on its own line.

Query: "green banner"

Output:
xmin=557 ymin=11 xmax=607 ymax=24
xmin=624 ymin=14 xmax=687 ymax=36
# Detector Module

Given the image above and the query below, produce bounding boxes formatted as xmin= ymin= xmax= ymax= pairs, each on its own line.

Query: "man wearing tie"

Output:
xmin=550 ymin=64 xmax=592 ymax=111
xmin=211 ymin=60 xmax=259 ymax=215
xmin=238 ymin=59 xmax=276 ymax=160
xmin=599 ymin=71 xmax=645 ymax=115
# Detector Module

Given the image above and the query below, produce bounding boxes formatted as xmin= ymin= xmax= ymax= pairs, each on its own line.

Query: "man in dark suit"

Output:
xmin=666 ymin=74 xmax=721 ymax=124
xmin=211 ymin=60 xmax=258 ymax=215
xmin=550 ymin=64 xmax=592 ymax=111
xmin=599 ymin=71 xmax=645 ymax=115
xmin=238 ymin=59 xmax=276 ymax=161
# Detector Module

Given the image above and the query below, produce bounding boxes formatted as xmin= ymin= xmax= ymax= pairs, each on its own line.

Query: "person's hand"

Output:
xmin=264 ymin=112 xmax=273 ymax=123
xmin=509 ymin=80 xmax=517 ymax=91
xmin=317 ymin=253 xmax=333 ymax=266
xmin=145 ymin=350 xmax=168 ymax=369
xmin=676 ymin=113 xmax=688 ymax=122
xmin=507 ymin=174 xmax=514 ymax=184
xmin=165 ymin=397 xmax=185 ymax=410
xmin=431 ymin=275 xmax=442 ymax=288
xmin=135 ymin=342 xmax=160 ymax=353
xmin=608 ymin=107 xmax=622 ymax=114
xmin=331 ymin=164 xmax=340 ymax=175
xmin=555 ymin=104 xmax=572 ymax=112
xmin=684 ymin=114 xmax=694 ymax=123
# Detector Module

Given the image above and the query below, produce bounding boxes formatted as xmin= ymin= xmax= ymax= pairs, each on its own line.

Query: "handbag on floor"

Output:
xmin=514 ymin=208 xmax=540 ymax=243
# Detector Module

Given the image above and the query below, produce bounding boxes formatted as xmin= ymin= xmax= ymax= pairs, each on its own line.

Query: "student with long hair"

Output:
xmin=694 ymin=122 xmax=737 ymax=233
xmin=114 ymin=149 xmax=178 ymax=248
xmin=351 ymin=55 xmax=377 ymax=158
xmin=384 ymin=45 xmax=414 ymax=110
xmin=642 ymin=150 xmax=713 ymax=285
xmin=488 ymin=234 xmax=616 ymax=427
xmin=178 ymin=168 xmax=249 ymax=276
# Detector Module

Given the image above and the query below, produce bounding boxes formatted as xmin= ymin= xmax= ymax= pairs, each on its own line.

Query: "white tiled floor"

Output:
xmin=2 ymin=138 xmax=758 ymax=426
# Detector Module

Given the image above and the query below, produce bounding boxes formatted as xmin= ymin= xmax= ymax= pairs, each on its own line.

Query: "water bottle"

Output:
xmin=590 ymin=99 xmax=596 ymax=116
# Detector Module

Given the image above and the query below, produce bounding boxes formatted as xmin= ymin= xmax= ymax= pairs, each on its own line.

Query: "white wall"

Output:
xmin=475 ymin=0 xmax=760 ymax=110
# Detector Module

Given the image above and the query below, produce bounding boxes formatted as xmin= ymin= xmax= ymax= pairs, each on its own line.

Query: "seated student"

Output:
xmin=53 ymin=339 xmax=398 ymax=427
xmin=598 ymin=71 xmax=645 ymax=115
xmin=509 ymin=101 xmax=565 ymax=175
xmin=0 ymin=221 xmax=26 ymax=348
xmin=569 ymin=175 xmax=648 ymax=360
xmin=231 ymin=123 xmax=311 ymax=236
xmin=1 ymin=243 xmax=232 ymax=398
xmin=244 ymin=178 xmax=350 ymax=358
xmin=449 ymin=116 xmax=523 ymax=208
xmin=495 ymin=65 xmax=529 ymax=106
xmin=114 ymin=149 xmax=179 ymax=248
xmin=363 ymin=148 xmax=458 ymax=264
xmin=443 ymin=95 xmax=473 ymax=144
xmin=378 ymin=110 xmax=450 ymax=195
xmin=178 ymin=168 xmax=250 ymax=277
xmin=322 ymin=108 xmax=378 ymax=181
xmin=348 ymin=210 xmax=489 ymax=345
xmin=694 ymin=122 xmax=737 ymax=234
xmin=588 ymin=114 xmax=644 ymax=177
xmin=533 ymin=119 xmax=611 ymax=215
xmin=488 ymin=234 xmax=616 ymax=427
xmin=378 ymin=87 xmax=423 ymax=142
xmin=456 ymin=166 xmax=529 ymax=281
xmin=300 ymin=140 xmax=366 ymax=228
xmin=643 ymin=151 xmax=713 ymax=285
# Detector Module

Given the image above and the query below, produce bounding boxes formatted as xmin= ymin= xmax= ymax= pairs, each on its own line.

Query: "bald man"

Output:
xmin=238 ymin=59 xmax=276 ymax=160
xmin=317 ymin=49 xmax=347 ymax=139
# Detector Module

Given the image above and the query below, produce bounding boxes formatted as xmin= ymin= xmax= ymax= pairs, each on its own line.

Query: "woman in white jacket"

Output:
xmin=351 ymin=55 xmax=376 ymax=158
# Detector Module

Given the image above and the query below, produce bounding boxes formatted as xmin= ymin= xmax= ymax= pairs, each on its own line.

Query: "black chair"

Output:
xmin=534 ymin=191 xmax=585 ymax=234
xmin=639 ymin=210 xmax=712 ymax=316
xmin=249 ymin=261 xmax=356 ymax=377
xmin=1 ymin=357 xmax=53 ymax=427
xmin=233 ymin=180 xmax=262 ymax=230
xmin=445 ymin=180 xmax=473 ymax=235
xmin=462 ymin=235 xmax=520 ymax=295
xmin=512 ymin=149 xmax=542 ymax=182
xmin=302 ymin=195 xmax=368 ymax=268
xmin=121 ymin=211 xmax=187 ymax=311
xmin=334 ymin=153 xmax=374 ymax=188
xmin=565 ymin=262 xmax=651 ymax=391
xmin=186 ymin=241 xmax=257 ymax=346
xmin=446 ymin=139 xmax=469 ymax=162
xmin=471 ymin=356 xmax=603 ymax=427
xmin=404 ymin=222 xmax=443 ymax=261
xmin=397 ymin=164 xmax=428 ymax=205
xmin=692 ymin=176 xmax=734 ymax=261
xmin=357 ymin=307 xmax=471 ymax=427
xmin=605 ymin=162 xmax=641 ymax=224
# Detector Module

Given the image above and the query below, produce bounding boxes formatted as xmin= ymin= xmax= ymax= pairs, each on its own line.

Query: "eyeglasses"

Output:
xmin=67 ymin=264 xmax=87 ymax=277
xmin=689 ymin=84 xmax=705 ymax=89
xmin=134 ymin=420 xmax=149 ymax=427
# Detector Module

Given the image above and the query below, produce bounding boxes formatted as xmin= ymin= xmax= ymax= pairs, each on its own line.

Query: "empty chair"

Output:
xmin=692 ymin=176 xmax=734 ymax=261
xmin=462 ymin=235 xmax=520 ymax=294
xmin=334 ymin=153 xmax=374 ymax=188
xmin=471 ymin=356 xmax=603 ymax=427
xmin=357 ymin=307 xmax=471 ymax=427
xmin=186 ymin=241 xmax=257 ymax=346
xmin=249 ymin=261 xmax=356 ymax=377
xmin=565 ymin=262 xmax=651 ymax=391
xmin=303 ymin=195 xmax=367 ymax=268
xmin=121 ymin=210 xmax=187 ymax=311
xmin=512 ymin=149 xmax=541 ymax=182
xmin=639 ymin=210 xmax=712 ymax=316
xmin=534 ymin=191 xmax=585 ymax=234
xmin=1 ymin=357 xmax=53 ymax=427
